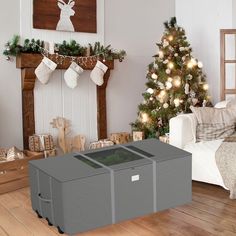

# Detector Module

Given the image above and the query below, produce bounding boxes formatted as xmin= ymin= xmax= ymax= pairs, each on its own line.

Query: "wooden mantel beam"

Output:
xmin=21 ymin=68 xmax=36 ymax=149
xmin=17 ymin=53 xmax=114 ymax=149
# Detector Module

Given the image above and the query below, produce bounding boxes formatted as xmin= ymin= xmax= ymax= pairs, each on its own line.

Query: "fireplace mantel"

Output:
xmin=16 ymin=53 xmax=114 ymax=149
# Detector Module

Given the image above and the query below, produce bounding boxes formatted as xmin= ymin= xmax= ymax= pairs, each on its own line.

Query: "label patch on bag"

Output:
xmin=131 ymin=175 xmax=140 ymax=182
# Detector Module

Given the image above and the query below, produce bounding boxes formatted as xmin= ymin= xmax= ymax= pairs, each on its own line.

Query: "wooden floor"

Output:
xmin=0 ymin=181 xmax=236 ymax=236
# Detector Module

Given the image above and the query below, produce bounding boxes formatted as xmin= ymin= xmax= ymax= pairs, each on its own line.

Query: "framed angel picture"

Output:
xmin=33 ymin=0 xmax=97 ymax=33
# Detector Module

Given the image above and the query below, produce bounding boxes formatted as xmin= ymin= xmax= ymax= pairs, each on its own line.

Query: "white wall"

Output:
xmin=233 ymin=0 xmax=236 ymax=27
xmin=176 ymin=0 xmax=233 ymax=103
xmin=0 ymin=1 xmax=22 ymax=148
xmin=105 ymin=0 xmax=175 ymax=134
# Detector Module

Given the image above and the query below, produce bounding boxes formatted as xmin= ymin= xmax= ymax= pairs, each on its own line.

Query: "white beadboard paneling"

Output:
xmin=34 ymin=70 xmax=63 ymax=140
xmin=34 ymin=70 xmax=97 ymax=147
xmin=62 ymin=71 xmax=97 ymax=145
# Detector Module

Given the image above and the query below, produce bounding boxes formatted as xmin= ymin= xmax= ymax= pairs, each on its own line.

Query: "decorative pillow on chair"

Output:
xmin=227 ymin=99 xmax=236 ymax=109
xmin=215 ymin=99 xmax=236 ymax=109
xmin=190 ymin=106 xmax=236 ymax=142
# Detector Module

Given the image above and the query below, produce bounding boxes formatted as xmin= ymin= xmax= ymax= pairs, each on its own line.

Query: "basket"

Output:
xmin=0 ymin=150 xmax=43 ymax=194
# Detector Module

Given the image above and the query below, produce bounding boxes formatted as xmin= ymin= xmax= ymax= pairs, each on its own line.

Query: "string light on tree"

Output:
xmin=173 ymin=76 xmax=181 ymax=87
xmin=187 ymin=60 xmax=194 ymax=69
xmin=140 ymin=112 xmax=149 ymax=123
xmin=203 ymin=83 xmax=209 ymax=91
xmin=159 ymin=90 xmax=167 ymax=98
xmin=167 ymin=62 xmax=174 ymax=69
xmin=198 ymin=61 xmax=203 ymax=68
xmin=190 ymin=58 xmax=197 ymax=66
xmin=168 ymin=35 xmax=174 ymax=41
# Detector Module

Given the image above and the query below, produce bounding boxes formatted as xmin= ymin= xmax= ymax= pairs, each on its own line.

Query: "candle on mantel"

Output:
xmin=49 ymin=42 xmax=55 ymax=54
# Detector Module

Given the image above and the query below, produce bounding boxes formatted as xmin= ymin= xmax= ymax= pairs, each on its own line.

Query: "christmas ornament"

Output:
xmin=158 ymin=50 xmax=164 ymax=59
xmin=163 ymin=59 xmax=169 ymax=64
xmin=179 ymin=47 xmax=185 ymax=51
xmin=157 ymin=82 xmax=165 ymax=89
xmin=168 ymin=77 xmax=173 ymax=82
xmin=151 ymin=73 xmax=158 ymax=80
xmin=174 ymin=53 xmax=178 ymax=57
xmin=190 ymin=90 xmax=196 ymax=98
xmin=64 ymin=62 xmax=84 ymax=89
xmin=163 ymin=103 xmax=169 ymax=109
xmin=202 ymin=100 xmax=207 ymax=107
xmin=165 ymin=69 xmax=171 ymax=74
xmin=90 ymin=61 xmax=108 ymax=86
xmin=153 ymin=62 xmax=158 ymax=69
xmin=174 ymin=98 xmax=180 ymax=107
xmin=198 ymin=61 xmax=203 ymax=68
xmin=35 ymin=56 xmax=57 ymax=84
xmin=184 ymin=83 xmax=190 ymax=94
xmin=147 ymin=88 xmax=154 ymax=94
xmin=186 ymin=74 xmax=193 ymax=80
xmin=165 ymin=81 xmax=172 ymax=90
xmin=163 ymin=39 xmax=169 ymax=48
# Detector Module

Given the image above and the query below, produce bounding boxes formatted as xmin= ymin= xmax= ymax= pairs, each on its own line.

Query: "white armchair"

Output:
xmin=169 ymin=112 xmax=226 ymax=188
xmin=169 ymin=113 xmax=197 ymax=149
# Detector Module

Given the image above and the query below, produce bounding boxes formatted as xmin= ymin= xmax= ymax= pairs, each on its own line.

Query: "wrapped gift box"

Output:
xmin=109 ymin=132 xmax=131 ymax=144
xmin=29 ymin=134 xmax=54 ymax=152
xmin=89 ymin=139 xmax=114 ymax=150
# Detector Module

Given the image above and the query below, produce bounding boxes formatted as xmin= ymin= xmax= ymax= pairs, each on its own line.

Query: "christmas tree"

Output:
xmin=131 ymin=17 xmax=210 ymax=138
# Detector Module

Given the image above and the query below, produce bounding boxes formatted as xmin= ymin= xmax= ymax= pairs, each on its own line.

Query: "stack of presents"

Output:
xmin=0 ymin=131 xmax=145 ymax=162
